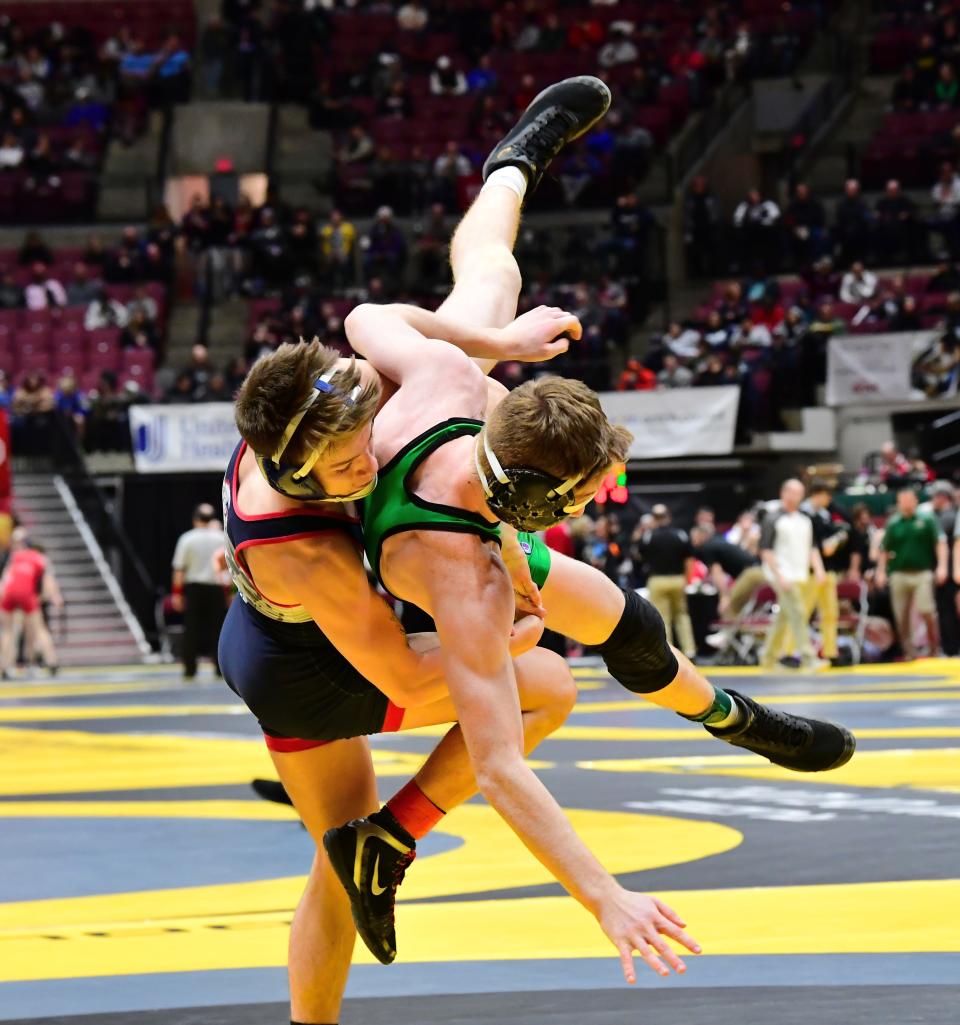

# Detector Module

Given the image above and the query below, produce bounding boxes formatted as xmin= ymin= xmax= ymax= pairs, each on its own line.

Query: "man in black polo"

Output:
xmin=691 ymin=524 xmax=765 ymax=618
xmin=641 ymin=504 xmax=696 ymax=659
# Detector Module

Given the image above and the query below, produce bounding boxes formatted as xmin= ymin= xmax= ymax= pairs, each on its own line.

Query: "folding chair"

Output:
xmin=708 ymin=583 xmax=775 ymax=665
xmin=836 ymin=579 xmax=869 ymax=665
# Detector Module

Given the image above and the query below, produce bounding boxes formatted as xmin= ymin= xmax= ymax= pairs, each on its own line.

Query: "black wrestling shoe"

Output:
xmin=323 ymin=816 xmax=416 ymax=965
xmin=251 ymin=778 xmax=294 ymax=806
xmin=705 ymin=689 xmax=855 ymax=772
xmin=482 ymin=75 xmax=612 ymax=193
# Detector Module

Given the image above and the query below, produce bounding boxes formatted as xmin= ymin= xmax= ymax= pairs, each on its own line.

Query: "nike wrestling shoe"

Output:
xmin=482 ymin=75 xmax=612 ymax=193
xmin=705 ymin=689 xmax=855 ymax=772
xmin=323 ymin=814 xmax=416 ymax=965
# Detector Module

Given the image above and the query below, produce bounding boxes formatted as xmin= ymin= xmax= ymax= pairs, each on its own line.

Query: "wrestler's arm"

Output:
xmin=271 ymin=533 xmax=449 ymax=709
xmin=41 ymin=565 xmax=64 ymax=608
xmin=345 ymin=303 xmax=577 ymax=382
xmin=422 ymin=532 xmax=698 ymax=981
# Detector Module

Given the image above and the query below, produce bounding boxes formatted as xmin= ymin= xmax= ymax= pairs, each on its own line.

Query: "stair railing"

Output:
xmin=47 ymin=412 xmax=161 ymax=651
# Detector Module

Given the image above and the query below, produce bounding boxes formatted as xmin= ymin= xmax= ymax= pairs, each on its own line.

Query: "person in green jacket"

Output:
xmin=876 ymin=487 xmax=948 ymax=659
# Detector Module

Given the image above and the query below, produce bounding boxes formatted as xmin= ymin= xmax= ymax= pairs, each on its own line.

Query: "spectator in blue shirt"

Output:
xmin=54 ymin=373 xmax=88 ymax=441
xmin=467 ymin=54 xmax=498 ymax=93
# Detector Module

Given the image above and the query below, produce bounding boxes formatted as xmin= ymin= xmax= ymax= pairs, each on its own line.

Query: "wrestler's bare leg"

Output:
xmin=269 ymin=737 xmax=377 ymax=1024
xmin=541 ymin=552 xmax=716 ymax=716
xmin=439 ymin=184 xmax=718 ymax=720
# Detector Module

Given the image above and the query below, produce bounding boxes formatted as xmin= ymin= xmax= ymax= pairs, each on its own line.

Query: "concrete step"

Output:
xmin=18 ymin=511 xmax=74 ymax=524
xmin=58 ymin=587 xmax=114 ymax=602
xmin=16 ymin=500 xmax=67 ymax=513
xmin=57 ymin=650 xmax=145 ymax=666
xmin=59 ymin=582 xmax=113 ymax=594
xmin=58 ymin=613 xmax=133 ymax=630
xmin=205 ymin=297 xmax=249 ymax=348
xmin=808 ymin=154 xmax=853 ymax=193
xmin=804 ymin=75 xmax=895 ymax=194
xmin=49 ymin=568 xmax=104 ymax=582
xmin=274 ymin=107 xmax=333 ymax=176
xmin=57 ymin=635 xmax=144 ymax=650
xmin=32 ymin=541 xmax=89 ymax=554
xmin=58 ymin=628 xmax=149 ymax=644
xmin=98 ymin=108 xmax=162 ymax=222
xmin=15 ymin=492 xmax=59 ymax=500
xmin=103 ymin=111 xmax=163 ymax=176
xmin=96 ymin=182 xmax=152 ymax=223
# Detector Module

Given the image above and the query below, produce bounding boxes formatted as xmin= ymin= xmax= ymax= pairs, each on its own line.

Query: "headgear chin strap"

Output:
xmin=474 ymin=430 xmax=583 ymax=532
xmin=255 ymin=368 xmax=374 ymax=503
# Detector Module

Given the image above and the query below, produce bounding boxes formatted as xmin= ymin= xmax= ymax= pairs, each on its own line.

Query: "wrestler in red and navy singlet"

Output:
xmin=217 ymin=441 xmax=405 ymax=751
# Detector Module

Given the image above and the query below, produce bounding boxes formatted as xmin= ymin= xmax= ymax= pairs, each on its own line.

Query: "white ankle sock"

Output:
xmin=481 ymin=166 xmax=528 ymax=200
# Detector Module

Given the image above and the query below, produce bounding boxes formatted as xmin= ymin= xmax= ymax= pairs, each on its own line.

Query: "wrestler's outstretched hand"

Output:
xmin=498 ymin=305 xmax=582 ymax=362
xmin=596 ymin=887 xmax=702 ymax=984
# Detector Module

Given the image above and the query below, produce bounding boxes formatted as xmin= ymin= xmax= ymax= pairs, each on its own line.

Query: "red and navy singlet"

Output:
xmin=222 ymin=440 xmax=363 ymax=625
xmin=217 ymin=442 xmax=404 ymax=748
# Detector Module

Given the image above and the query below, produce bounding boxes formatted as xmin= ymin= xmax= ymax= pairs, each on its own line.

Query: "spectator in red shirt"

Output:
xmin=617 ymin=358 xmax=656 ymax=391
xmin=544 ymin=521 xmax=576 ymax=560
xmin=878 ymin=441 xmax=913 ymax=483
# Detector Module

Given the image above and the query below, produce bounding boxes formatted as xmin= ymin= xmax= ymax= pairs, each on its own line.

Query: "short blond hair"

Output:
xmin=483 ymin=376 xmax=632 ymax=482
xmin=235 ymin=340 xmax=379 ymax=464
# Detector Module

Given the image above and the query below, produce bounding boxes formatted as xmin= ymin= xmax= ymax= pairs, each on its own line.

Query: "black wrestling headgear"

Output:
xmin=474 ymin=429 xmax=583 ymax=532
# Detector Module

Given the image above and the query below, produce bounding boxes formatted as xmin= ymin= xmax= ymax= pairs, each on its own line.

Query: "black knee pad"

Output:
xmin=597 ymin=588 xmax=679 ymax=694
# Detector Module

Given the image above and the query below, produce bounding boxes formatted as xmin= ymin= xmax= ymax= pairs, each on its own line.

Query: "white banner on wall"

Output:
xmin=129 ymin=403 xmax=240 ymax=473
xmin=826 ymin=332 xmax=933 ymax=406
xmin=598 ymin=386 xmax=740 ymax=459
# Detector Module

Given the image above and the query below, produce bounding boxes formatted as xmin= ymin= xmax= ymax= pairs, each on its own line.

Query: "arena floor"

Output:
xmin=1 ymin=659 xmax=959 ymax=1025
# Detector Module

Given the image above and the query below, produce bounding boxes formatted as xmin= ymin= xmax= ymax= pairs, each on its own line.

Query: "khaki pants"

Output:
xmin=728 ymin=565 xmax=767 ymax=617
xmin=803 ymin=570 xmax=839 ymax=659
xmin=889 ymin=570 xmax=937 ymax=659
xmin=761 ymin=578 xmax=814 ymax=666
xmin=648 ymin=574 xmax=696 ymax=658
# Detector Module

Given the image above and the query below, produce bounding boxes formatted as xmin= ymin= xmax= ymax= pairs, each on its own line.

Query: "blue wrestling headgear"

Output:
xmin=474 ymin=429 xmax=587 ymax=532
xmin=255 ymin=368 xmax=377 ymax=502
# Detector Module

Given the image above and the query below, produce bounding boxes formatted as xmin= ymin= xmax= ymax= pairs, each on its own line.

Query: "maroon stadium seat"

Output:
xmin=87 ymin=340 xmax=120 ymax=373
xmin=53 ymin=338 xmax=87 ymax=372
xmin=121 ymin=348 xmax=157 ymax=371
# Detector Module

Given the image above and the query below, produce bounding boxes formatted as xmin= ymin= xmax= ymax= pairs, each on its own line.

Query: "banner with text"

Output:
xmin=129 ymin=403 xmax=240 ymax=473
xmin=826 ymin=332 xmax=932 ymax=406
xmin=598 ymin=386 xmax=740 ymax=459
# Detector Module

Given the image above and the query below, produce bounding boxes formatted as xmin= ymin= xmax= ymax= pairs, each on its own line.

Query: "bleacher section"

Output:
xmin=0 ymin=244 xmax=165 ymax=393
xmin=318 ymin=0 xmax=835 ymax=212
xmin=0 ymin=0 xmax=195 ymax=223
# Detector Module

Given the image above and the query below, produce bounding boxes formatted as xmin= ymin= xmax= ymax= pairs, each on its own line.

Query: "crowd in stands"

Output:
xmin=625 ymin=259 xmax=960 ymax=429
xmin=199 ymin=0 xmax=831 ymax=215
xmin=552 ymin=444 xmax=956 ymax=665
xmin=683 ymin=172 xmax=960 ymax=279
xmin=0 ymin=1 xmax=193 ymax=222
xmin=0 ymin=192 xmax=651 ymax=452
xmin=0 ymin=224 xmax=172 ymax=452
xmin=181 ymin=176 xmax=660 ymax=297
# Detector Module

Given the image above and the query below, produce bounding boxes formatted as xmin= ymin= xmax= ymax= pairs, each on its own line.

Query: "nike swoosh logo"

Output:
xmin=371 ymin=853 xmax=387 ymax=896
